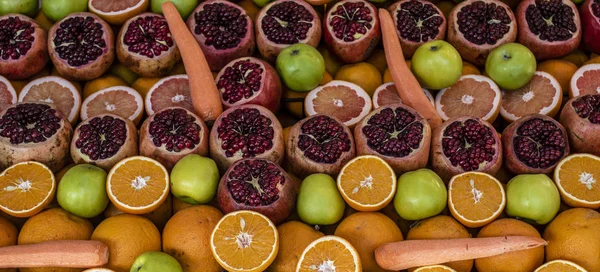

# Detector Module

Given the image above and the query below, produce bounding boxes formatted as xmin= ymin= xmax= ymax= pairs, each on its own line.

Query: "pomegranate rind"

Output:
xmin=80 ymin=86 xmax=144 ymax=125
xmin=88 ymin=0 xmax=149 ymax=25
xmin=372 ymin=82 xmax=434 ymax=109
xmin=500 ymin=71 xmax=562 ymax=122
xmin=296 ymin=236 xmax=362 ymax=272
xmin=304 ymin=80 xmax=372 ymax=128
xmin=570 ymin=63 xmax=600 ymax=98
xmin=534 ymin=260 xmax=589 ymax=272
xmin=559 ymin=95 xmax=600 ymax=156
xmin=18 ymin=76 xmax=82 ymax=125
xmin=435 ymin=75 xmax=501 ymax=123
xmin=0 ymin=76 xmax=17 ymax=110
xmin=553 ymin=154 xmax=600 ymax=209
xmin=144 ymin=74 xmax=194 ymax=116
xmin=0 ymin=161 xmax=55 ymax=218
xmin=0 ymin=14 xmax=49 ymax=80
xmin=581 ymin=0 xmax=600 ymax=55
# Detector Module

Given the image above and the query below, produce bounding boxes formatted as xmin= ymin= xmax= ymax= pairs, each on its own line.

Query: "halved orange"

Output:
xmin=88 ymin=0 xmax=149 ymax=25
xmin=534 ymin=260 xmax=588 ymax=272
xmin=211 ymin=210 xmax=279 ymax=272
xmin=106 ymin=156 xmax=169 ymax=214
xmin=554 ymin=154 xmax=600 ymax=209
xmin=144 ymin=75 xmax=194 ymax=116
xmin=414 ymin=265 xmax=458 ymax=272
xmin=80 ymin=86 xmax=144 ymax=125
xmin=0 ymin=161 xmax=55 ymax=218
xmin=337 ymin=155 xmax=396 ymax=212
xmin=537 ymin=59 xmax=578 ymax=95
xmin=297 ymin=235 xmax=361 ymax=272
xmin=570 ymin=63 xmax=600 ymax=98
xmin=435 ymin=75 xmax=501 ymax=123
xmin=18 ymin=76 xmax=81 ymax=125
xmin=304 ymin=80 xmax=372 ymax=127
xmin=500 ymin=71 xmax=562 ymax=122
xmin=0 ymin=75 xmax=17 ymax=111
xmin=448 ymin=172 xmax=505 ymax=228
xmin=372 ymin=82 xmax=434 ymax=109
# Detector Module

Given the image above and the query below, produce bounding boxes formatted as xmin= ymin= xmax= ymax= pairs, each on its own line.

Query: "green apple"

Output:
xmin=485 ymin=43 xmax=537 ymax=90
xmin=170 ymin=154 xmax=219 ymax=205
xmin=131 ymin=251 xmax=183 ymax=272
xmin=151 ymin=0 xmax=199 ymax=20
xmin=41 ymin=0 xmax=88 ymax=22
xmin=57 ymin=164 xmax=109 ymax=218
xmin=297 ymin=174 xmax=345 ymax=225
xmin=506 ymin=174 xmax=561 ymax=225
xmin=411 ymin=40 xmax=463 ymax=90
xmin=0 ymin=0 xmax=39 ymax=17
xmin=394 ymin=169 xmax=447 ymax=221
xmin=276 ymin=43 xmax=325 ymax=92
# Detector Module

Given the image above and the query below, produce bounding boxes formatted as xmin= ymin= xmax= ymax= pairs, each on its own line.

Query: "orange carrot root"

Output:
xmin=0 ymin=240 xmax=109 ymax=268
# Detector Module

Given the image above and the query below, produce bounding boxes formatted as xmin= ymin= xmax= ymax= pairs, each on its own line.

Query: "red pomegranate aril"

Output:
xmin=560 ymin=94 xmax=600 ymax=156
xmin=581 ymin=0 xmax=600 ymax=54
xmin=0 ymin=14 xmax=48 ymax=80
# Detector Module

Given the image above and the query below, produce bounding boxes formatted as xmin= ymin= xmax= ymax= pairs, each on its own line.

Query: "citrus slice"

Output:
xmin=82 ymin=269 xmax=116 ymax=272
xmin=337 ymin=155 xmax=396 ymax=212
xmin=144 ymin=75 xmax=194 ymax=116
xmin=88 ymin=0 xmax=149 ymax=25
xmin=570 ymin=63 xmax=600 ymax=98
xmin=435 ymin=75 xmax=501 ymax=123
xmin=304 ymin=80 xmax=372 ymax=127
xmin=81 ymin=86 xmax=144 ymax=125
xmin=0 ymin=161 xmax=55 ymax=218
xmin=0 ymin=75 xmax=16 ymax=111
xmin=106 ymin=156 xmax=169 ymax=214
xmin=18 ymin=76 xmax=81 ymax=124
xmin=211 ymin=210 xmax=279 ymax=272
xmin=296 ymin=235 xmax=361 ymax=272
xmin=500 ymin=71 xmax=562 ymax=122
xmin=554 ymin=154 xmax=600 ymax=209
xmin=534 ymin=260 xmax=588 ymax=272
xmin=448 ymin=171 xmax=506 ymax=228
xmin=372 ymin=82 xmax=434 ymax=109
xmin=414 ymin=265 xmax=458 ymax=272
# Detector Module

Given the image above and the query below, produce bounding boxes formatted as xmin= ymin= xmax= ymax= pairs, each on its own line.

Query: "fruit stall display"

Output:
xmin=0 ymin=0 xmax=600 ymax=271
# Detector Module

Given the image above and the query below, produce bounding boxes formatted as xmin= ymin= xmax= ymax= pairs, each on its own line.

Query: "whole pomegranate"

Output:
xmin=218 ymin=158 xmax=296 ymax=225
xmin=388 ymin=0 xmax=446 ymax=59
xmin=71 ymin=114 xmax=138 ymax=171
xmin=256 ymin=0 xmax=322 ymax=62
xmin=431 ymin=116 xmax=503 ymax=181
xmin=0 ymin=102 xmax=72 ymax=172
xmin=186 ymin=0 xmax=255 ymax=72
xmin=560 ymin=94 xmax=600 ymax=156
xmin=581 ymin=0 xmax=600 ymax=54
xmin=503 ymin=114 xmax=569 ymax=174
xmin=117 ymin=13 xmax=181 ymax=77
xmin=139 ymin=107 xmax=209 ymax=170
xmin=354 ymin=103 xmax=431 ymax=174
xmin=447 ymin=0 xmax=517 ymax=66
xmin=48 ymin=12 xmax=114 ymax=81
xmin=0 ymin=14 xmax=48 ymax=80
xmin=286 ymin=114 xmax=356 ymax=178
xmin=517 ymin=0 xmax=582 ymax=60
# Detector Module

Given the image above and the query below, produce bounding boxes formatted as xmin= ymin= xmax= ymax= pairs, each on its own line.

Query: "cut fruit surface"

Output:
xmin=144 ymin=75 xmax=193 ymax=116
xmin=448 ymin=171 xmax=505 ymax=228
xmin=414 ymin=265 xmax=458 ymax=272
xmin=80 ymin=86 xmax=144 ymax=125
xmin=304 ymin=80 xmax=372 ymax=127
xmin=435 ymin=75 xmax=501 ymax=123
xmin=534 ymin=260 xmax=588 ymax=272
xmin=18 ymin=76 xmax=82 ymax=125
xmin=0 ymin=76 xmax=17 ymax=111
xmin=0 ymin=161 xmax=55 ymax=218
xmin=211 ymin=210 xmax=279 ymax=272
xmin=554 ymin=154 xmax=600 ymax=209
xmin=500 ymin=71 xmax=562 ymax=122
xmin=88 ymin=0 xmax=149 ymax=25
xmin=570 ymin=64 xmax=600 ymax=98
xmin=296 ymin=235 xmax=361 ymax=272
xmin=107 ymin=156 xmax=169 ymax=214
xmin=372 ymin=82 xmax=434 ymax=109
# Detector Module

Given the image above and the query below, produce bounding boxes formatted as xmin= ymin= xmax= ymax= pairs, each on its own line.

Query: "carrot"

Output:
xmin=0 ymin=240 xmax=109 ymax=268
xmin=162 ymin=1 xmax=223 ymax=125
xmin=374 ymin=236 xmax=546 ymax=271
xmin=378 ymin=9 xmax=443 ymax=129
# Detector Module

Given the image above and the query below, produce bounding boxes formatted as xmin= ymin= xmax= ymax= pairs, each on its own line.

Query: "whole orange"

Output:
xmin=335 ymin=62 xmax=382 ymax=96
xmin=267 ymin=221 xmax=324 ymax=271
xmin=537 ymin=60 xmax=578 ymax=94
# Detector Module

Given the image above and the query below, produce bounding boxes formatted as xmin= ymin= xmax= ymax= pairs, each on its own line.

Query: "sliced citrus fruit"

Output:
xmin=372 ymin=82 xmax=434 ymax=109
xmin=554 ymin=154 xmax=600 ymax=209
xmin=18 ymin=76 xmax=81 ymax=124
xmin=144 ymin=75 xmax=194 ymax=116
xmin=448 ymin=171 xmax=506 ymax=228
xmin=81 ymin=86 xmax=144 ymax=125
xmin=106 ymin=156 xmax=169 ymax=214
xmin=414 ymin=265 xmax=458 ymax=272
xmin=337 ymin=155 xmax=396 ymax=212
xmin=435 ymin=75 xmax=501 ymax=123
xmin=297 ymin=235 xmax=361 ymax=272
xmin=0 ymin=161 xmax=55 ymax=218
xmin=88 ymin=0 xmax=149 ymax=25
xmin=570 ymin=63 xmax=600 ymax=98
xmin=132 ymin=77 xmax=161 ymax=99
xmin=0 ymin=75 xmax=16 ymax=110
xmin=304 ymin=80 xmax=372 ymax=127
xmin=211 ymin=210 xmax=279 ymax=272
xmin=537 ymin=59 xmax=578 ymax=95
xmin=534 ymin=260 xmax=588 ymax=272
xmin=500 ymin=71 xmax=562 ymax=122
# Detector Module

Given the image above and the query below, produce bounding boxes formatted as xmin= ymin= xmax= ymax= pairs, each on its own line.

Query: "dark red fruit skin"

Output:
xmin=187 ymin=0 xmax=255 ymax=72
xmin=215 ymin=57 xmax=282 ymax=112
xmin=354 ymin=103 xmax=431 ymax=174
xmin=517 ymin=0 xmax=582 ymax=60
xmin=70 ymin=114 xmax=138 ymax=171
xmin=48 ymin=12 xmax=115 ymax=81
xmin=323 ymin=0 xmax=381 ymax=63
xmin=431 ymin=116 xmax=503 ymax=182
xmin=581 ymin=0 xmax=600 ymax=54
xmin=217 ymin=158 xmax=296 ymax=225
xmin=560 ymin=95 xmax=600 ymax=156
xmin=503 ymin=114 xmax=570 ymax=175
xmin=139 ymin=107 xmax=209 ymax=170
xmin=0 ymin=14 xmax=48 ymax=80
xmin=388 ymin=0 xmax=447 ymax=59
xmin=117 ymin=13 xmax=181 ymax=77
xmin=447 ymin=0 xmax=517 ymax=66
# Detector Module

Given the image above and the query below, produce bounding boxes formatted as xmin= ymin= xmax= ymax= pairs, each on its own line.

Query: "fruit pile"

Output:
xmin=0 ymin=0 xmax=600 ymax=271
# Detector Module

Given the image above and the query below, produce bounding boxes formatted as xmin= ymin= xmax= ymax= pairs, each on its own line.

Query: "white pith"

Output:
xmin=297 ymin=236 xmax=360 ymax=272
xmin=0 ymin=75 xmax=17 ymax=105
xmin=448 ymin=172 xmax=506 ymax=224
xmin=570 ymin=64 xmax=600 ymax=97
